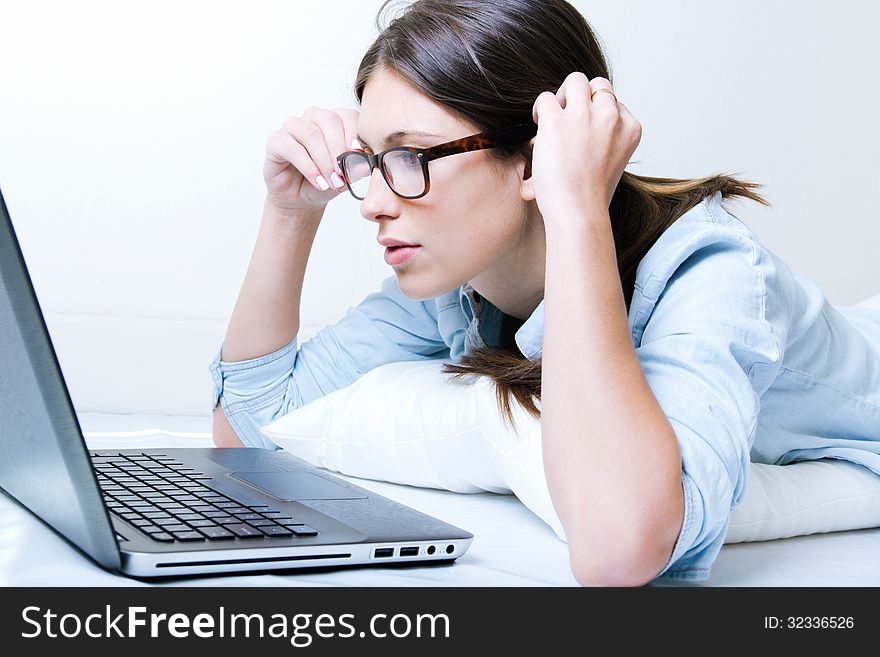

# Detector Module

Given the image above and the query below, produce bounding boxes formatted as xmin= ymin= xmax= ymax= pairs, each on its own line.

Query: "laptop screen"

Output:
xmin=0 ymin=188 xmax=120 ymax=571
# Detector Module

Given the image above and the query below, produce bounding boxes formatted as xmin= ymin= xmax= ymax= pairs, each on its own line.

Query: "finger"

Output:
xmin=555 ymin=71 xmax=592 ymax=112
xmin=617 ymin=101 xmax=643 ymax=147
xmin=282 ymin=114 xmax=340 ymax=190
xmin=333 ymin=107 xmax=361 ymax=153
xmin=617 ymin=100 xmax=637 ymax=125
xmin=302 ymin=108 xmax=348 ymax=188
xmin=266 ymin=129 xmax=327 ymax=191
xmin=588 ymin=76 xmax=617 ymax=107
xmin=532 ymin=90 xmax=562 ymax=126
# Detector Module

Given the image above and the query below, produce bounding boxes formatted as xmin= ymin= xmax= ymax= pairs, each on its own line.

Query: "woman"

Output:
xmin=209 ymin=0 xmax=880 ymax=586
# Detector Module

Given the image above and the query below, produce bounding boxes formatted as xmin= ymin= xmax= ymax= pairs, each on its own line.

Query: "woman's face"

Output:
xmin=357 ymin=67 xmax=537 ymax=302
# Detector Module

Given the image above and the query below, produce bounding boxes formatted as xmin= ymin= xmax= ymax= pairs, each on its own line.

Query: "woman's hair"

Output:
xmin=353 ymin=0 xmax=771 ymax=433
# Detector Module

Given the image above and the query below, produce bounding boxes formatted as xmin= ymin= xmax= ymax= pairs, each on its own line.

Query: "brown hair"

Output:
xmin=353 ymin=0 xmax=771 ymax=433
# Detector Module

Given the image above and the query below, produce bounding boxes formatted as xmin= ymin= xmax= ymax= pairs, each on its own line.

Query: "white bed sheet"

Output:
xmin=2 ymin=413 xmax=879 ymax=587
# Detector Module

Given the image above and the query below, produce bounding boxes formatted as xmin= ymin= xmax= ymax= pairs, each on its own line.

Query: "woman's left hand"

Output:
xmin=529 ymin=72 xmax=642 ymax=224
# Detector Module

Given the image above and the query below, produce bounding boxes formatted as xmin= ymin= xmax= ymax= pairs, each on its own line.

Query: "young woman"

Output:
xmin=209 ymin=0 xmax=880 ymax=586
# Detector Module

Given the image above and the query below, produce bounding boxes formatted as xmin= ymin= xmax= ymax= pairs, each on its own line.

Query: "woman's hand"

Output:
xmin=530 ymin=72 xmax=642 ymax=224
xmin=263 ymin=106 xmax=360 ymax=213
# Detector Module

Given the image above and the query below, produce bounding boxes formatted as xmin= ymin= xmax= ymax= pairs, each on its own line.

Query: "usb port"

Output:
xmin=399 ymin=546 xmax=419 ymax=557
xmin=374 ymin=548 xmax=394 ymax=558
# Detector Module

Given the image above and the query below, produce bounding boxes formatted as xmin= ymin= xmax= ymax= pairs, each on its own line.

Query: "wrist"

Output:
xmin=262 ymin=197 xmax=324 ymax=230
xmin=541 ymin=197 xmax=610 ymax=241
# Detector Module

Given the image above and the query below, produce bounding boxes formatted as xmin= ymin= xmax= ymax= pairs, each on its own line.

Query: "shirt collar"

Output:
xmin=514 ymin=299 xmax=544 ymax=359
xmin=460 ymin=282 xmax=544 ymax=360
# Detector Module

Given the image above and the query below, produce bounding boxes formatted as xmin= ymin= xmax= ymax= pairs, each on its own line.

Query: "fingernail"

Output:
xmin=315 ymin=175 xmax=329 ymax=191
xmin=330 ymin=172 xmax=344 ymax=188
xmin=351 ymin=138 xmax=362 ymax=150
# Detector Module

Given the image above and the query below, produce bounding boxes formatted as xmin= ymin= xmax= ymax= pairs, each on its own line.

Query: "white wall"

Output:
xmin=1 ymin=0 xmax=878 ymax=417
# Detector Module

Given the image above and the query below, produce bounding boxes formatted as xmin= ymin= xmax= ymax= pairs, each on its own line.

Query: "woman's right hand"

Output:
xmin=263 ymin=106 xmax=361 ymax=213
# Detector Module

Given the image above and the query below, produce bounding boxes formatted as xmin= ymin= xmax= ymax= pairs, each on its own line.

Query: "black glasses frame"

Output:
xmin=336 ymin=122 xmax=538 ymax=200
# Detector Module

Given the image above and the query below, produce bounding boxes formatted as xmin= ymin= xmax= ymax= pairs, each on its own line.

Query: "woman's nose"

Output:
xmin=359 ymin=167 xmax=399 ymax=221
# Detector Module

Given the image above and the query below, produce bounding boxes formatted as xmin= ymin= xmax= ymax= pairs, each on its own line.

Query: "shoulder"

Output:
xmin=630 ymin=191 xmax=787 ymax=367
xmin=630 ymin=190 xmax=798 ymax=337
xmin=629 ymin=188 xmax=797 ymax=390
xmin=633 ymin=191 xmax=769 ymax=300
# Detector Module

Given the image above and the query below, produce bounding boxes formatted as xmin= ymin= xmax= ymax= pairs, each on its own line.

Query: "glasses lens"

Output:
xmin=382 ymin=150 xmax=424 ymax=198
xmin=341 ymin=149 xmax=425 ymax=199
xmin=342 ymin=152 xmax=372 ymax=199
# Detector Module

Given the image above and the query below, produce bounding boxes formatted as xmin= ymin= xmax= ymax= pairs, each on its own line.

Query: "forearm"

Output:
xmin=221 ymin=197 xmax=324 ymax=362
xmin=541 ymin=204 xmax=683 ymax=585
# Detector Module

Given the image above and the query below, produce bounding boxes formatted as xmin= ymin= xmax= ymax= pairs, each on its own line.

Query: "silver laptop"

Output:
xmin=0 ymin=187 xmax=473 ymax=579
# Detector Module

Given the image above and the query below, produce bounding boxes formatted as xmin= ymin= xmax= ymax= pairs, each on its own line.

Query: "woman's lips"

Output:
xmin=384 ymin=245 xmax=421 ymax=266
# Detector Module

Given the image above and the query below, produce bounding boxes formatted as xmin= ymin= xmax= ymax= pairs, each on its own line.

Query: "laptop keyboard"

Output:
xmin=89 ymin=451 xmax=319 ymax=543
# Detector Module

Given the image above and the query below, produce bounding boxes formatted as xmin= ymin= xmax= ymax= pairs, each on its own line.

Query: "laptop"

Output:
xmin=0 ymin=187 xmax=473 ymax=579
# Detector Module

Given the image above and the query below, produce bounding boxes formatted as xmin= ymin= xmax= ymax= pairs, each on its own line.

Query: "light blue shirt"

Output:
xmin=209 ymin=190 xmax=880 ymax=583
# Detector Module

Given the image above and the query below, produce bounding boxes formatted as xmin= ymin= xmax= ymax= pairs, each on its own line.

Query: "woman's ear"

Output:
xmin=519 ymin=138 xmax=536 ymax=202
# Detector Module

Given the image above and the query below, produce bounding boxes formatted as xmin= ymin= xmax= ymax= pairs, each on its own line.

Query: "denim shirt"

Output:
xmin=209 ymin=190 xmax=880 ymax=583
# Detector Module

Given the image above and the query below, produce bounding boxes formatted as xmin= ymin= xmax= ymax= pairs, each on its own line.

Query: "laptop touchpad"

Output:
xmin=229 ymin=471 xmax=368 ymax=501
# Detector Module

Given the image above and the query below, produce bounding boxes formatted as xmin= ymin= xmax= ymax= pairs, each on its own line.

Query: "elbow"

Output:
xmin=570 ymin=542 xmax=669 ymax=588
xmin=569 ymin=488 xmax=684 ymax=588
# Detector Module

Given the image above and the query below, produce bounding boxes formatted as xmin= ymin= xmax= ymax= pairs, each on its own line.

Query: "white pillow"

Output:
xmin=260 ymin=358 xmax=880 ymax=545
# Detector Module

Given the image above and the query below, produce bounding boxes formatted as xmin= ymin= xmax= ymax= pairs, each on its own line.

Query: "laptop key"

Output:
xmin=187 ymin=520 xmax=219 ymax=528
xmin=143 ymin=512 xmax=174 ymax=521
xmin=246 ymin=519 xmax=277 ymax=527
xmin=290 ymin=525 xmax=319 ymax=536
xmin=160 ymin=524 xmax=191 ymax=533
xmin=150 ymin=533 xmax=175 ymax=542
xmin=222 ymin=507 xmax=251 ymax=515
xmin=195 ymin=492 xmax=226 ymax=501
xmin=157 ymin=504 xmax=187 ymax=512
xmin=197 ymin=527 xmax=235 ymax=540
xmin=174 ymin=513 xmax=204 ymax=522
xmin=257 ymin=526 xmax=293 ymax=537
xmin=170 ymin=532 xmax=204 ymax=541
xmin=226 ymin=524 xmax=264 ymax=538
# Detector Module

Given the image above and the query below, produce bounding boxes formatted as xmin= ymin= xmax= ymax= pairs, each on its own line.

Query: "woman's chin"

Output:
xmin=395 ymin=272 xmax=450 ymax=302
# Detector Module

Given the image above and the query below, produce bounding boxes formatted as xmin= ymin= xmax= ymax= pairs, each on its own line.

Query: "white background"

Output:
xmin=1 ymin=0 xmax=878 ymax=416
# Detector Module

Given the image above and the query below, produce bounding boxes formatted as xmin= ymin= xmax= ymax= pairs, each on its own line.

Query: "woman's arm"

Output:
xmin=541 ymin=203 xmax=683 ymax=587
xmin=213 ymin=198 xmax=324 ymax=447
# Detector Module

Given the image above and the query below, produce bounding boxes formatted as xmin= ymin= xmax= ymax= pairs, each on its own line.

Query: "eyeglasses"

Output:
xmin=336 ymin=122 xmax=538 ymax=200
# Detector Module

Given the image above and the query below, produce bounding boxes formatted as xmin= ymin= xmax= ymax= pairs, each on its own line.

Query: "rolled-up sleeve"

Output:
xmin=209 ymin=336 xmax=300 ymax=450
xmin=209 ymin=274 xmax=449 ymax=449
xmin=635 ymin=234 xmax=786 ymax=582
